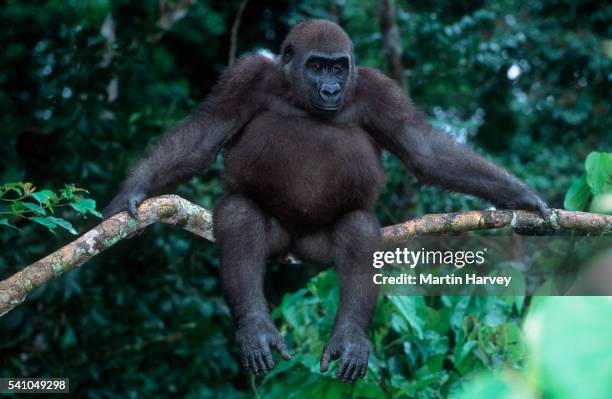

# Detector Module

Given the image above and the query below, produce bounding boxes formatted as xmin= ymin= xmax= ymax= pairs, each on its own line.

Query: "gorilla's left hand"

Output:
xmin=497 ymin=189 xmax=551 ymax=219
xmin=320 ymin=325 xmax=370 ymax=383
xmin=496 ymin=189 xmax=552 ymax=235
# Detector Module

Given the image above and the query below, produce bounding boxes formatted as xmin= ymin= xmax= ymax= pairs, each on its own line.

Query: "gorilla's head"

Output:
xmin=280 ymin=20 xmax=356 ymax=115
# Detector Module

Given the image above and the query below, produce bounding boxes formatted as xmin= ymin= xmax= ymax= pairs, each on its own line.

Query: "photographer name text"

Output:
xmin=373 ymin=273 xmax=512 ymax=287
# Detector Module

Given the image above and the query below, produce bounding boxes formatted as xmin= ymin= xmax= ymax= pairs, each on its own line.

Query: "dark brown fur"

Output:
xmin=104 ymin=19 xmax=549 ymax=383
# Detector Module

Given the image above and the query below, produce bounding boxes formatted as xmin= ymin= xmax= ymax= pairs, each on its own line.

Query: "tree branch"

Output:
xmin=378 ymin=0 xmax=408 ymax=93
xmin=228 ymin=0 xmax=249 ymax=66
xmin=1 ymin=195 xmax=610 ymax=316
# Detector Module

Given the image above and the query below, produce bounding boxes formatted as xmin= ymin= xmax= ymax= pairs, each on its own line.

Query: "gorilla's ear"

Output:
xmin=282 ymin=45 xmax=294 ymax=65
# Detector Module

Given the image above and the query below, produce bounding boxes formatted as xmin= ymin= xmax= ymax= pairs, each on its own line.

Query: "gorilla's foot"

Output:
xmin=320 ymin=326 xmax=370 ymax=383
xmin=236 ymin=317 xmax=291 ymax=376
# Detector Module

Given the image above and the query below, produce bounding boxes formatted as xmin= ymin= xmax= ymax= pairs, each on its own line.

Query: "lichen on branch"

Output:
xmin=1 ymin=195 xmax=610 ymax=316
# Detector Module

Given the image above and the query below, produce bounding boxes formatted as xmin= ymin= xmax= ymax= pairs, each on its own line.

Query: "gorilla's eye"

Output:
xmin=333 ymin=64 xmax=344 ymax=73
xmin=311 ymin=62 xmax=321 ymax=71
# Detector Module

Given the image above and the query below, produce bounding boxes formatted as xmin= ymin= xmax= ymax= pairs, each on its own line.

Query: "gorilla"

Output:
xmin=104 ymin=19 xmax=549 ymax=383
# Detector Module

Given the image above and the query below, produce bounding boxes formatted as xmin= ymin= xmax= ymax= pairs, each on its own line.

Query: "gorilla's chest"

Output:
xmin=221 ymin=112 xmax=385 ymax=229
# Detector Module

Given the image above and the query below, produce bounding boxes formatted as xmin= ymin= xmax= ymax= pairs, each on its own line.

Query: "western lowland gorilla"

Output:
xmin=104 ymin=19 xmax=549 ymax=382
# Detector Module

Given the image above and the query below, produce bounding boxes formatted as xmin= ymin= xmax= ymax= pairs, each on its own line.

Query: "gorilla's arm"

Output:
xmin=104 ymin=56 xmax=273 ymax=218
xmin=104 ymin=111 xmax=227 ymax=218
xmin=358 ymin=68 xmax=549 ymax=216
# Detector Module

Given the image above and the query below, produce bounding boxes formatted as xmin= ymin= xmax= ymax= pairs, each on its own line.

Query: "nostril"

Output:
xmin=320 ymin=84 xmax=341 ymax=99
xmin=322 ymin=89 xmax=334 ymax=97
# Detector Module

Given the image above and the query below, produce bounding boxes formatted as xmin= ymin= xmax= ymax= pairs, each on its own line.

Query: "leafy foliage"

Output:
xmin=564 ymin=151 xmax=612 ymax=213
xmin=454 ymin=297 xmax=612 ymax=399
xmin=0 ymin=182 xmax=101 ymax=234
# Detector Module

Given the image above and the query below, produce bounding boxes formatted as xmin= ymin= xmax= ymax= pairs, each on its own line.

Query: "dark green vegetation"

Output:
xmin=0 ymin=1 xmax=610 ymax=398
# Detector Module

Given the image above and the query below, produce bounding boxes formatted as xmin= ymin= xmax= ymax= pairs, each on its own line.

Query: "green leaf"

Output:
xmin=499 ymin=323 xmax=526 ymax=363
xmin=22 ymin=201 xmax=46 ymax=215
xmin=603 ymin=39 xmax=612 ymax=59
xmin=32 ymin=189 xmax=58 ymax=206
xmin=532 ymin=279 xmax=559 ymax=296
xmin=69 ymin=198 xmax=102 ymax=218
xmin=589 ymin=193 xmax=612 ymax=214
xmin=61 ymin=184 xmax=75 ymax=200
xmin=424 ymin=306 xmax=451 ymax=335
xmin=0 ymin=218 xmax=19 ymax=230
xmin=54 ymin=218 xmax=78 ymax=234
xmin=128 ymin=112 xmax=142 ymax=124
xmin=29 ymin=216 xmax=77 ymax=234
xmin=450 ymin=373 xmax=528 ymax=399
xmin=563 ymin=175 xmax=590 ymax=211
xmin=453 ymin=340 xmax=479 ymax=376
xmin=10 ymin=201 xmax=26 ymax=216
xmin=261 ymin=357 xmax=300 ymax=382
xmin=524 ymin=297 xmax=612 ymax=399
xmin=387 ymin=296 xmax=425 ymax=339
xmin=2 ymin=182 xmax=23 ymax=196
xmin=30 ymin=216 xmax=58 ymax=232
xmin=585 ymin=152 xmax=612 ymax=195
xmin=61 ymin=324 xmax=77 ymax=349
xmin=396 ymin=370 xmax=448 ymax=396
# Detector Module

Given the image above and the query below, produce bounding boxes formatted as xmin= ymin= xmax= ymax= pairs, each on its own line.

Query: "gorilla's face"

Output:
xmin=280 ymin=20 xmax=355 ymax=116
xmin=302 ymin=52 xmax=351 ymax=114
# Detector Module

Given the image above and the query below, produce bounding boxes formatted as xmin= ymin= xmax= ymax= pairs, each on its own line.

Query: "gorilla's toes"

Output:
xmin=320 ymin=330 xmax=370 ymax=383
xmin=236 ymin=324 xmax=291 ymax=376
xmin=335 ymin=342 xmax=368 ymax=383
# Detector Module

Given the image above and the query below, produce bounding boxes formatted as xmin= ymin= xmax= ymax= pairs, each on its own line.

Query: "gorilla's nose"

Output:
xmin=320 ymin=83 xmax=341 ymax=102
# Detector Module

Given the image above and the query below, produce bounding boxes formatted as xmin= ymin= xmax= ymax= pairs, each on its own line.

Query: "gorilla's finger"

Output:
xmin=356 ymin=363 xmax=365 ymax=379
xmin=538 ymin=200 xmax=552 ymax=220
xmin=320 ymin=347 xmax=331 ymax=372
xmin=336 ymin=355 xmax=349 ymax=379
xmin=246 ymin=353 xmax=255 ymax=372
xmin=341 ymin=361 xmax=355 ymax=383
xmin=349 ymin=361 xmax=361 ymax=382
xmin=263 ymin=349 xmax=275 ymax=370
xmin=272 ymin=337 xmax=292 ymax=360
xmin=254 ymin=353 xmax=268 ymax=375
xmin=128 ymin=198 xmax=139 ymax=219
xmin=257 ymin=336 xmax=275 ymax=370
xmin=248 ymin=355 xmax=260 ymax=375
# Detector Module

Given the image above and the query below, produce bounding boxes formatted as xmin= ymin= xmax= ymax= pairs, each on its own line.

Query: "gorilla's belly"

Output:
xmin=221 ymin=113 xmax=385 ymax=230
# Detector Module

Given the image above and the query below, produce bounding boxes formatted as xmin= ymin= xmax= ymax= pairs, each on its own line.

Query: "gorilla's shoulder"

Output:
xmin=355 ymin=67 xmax=398 ymax=93
xmin=226 ymin=54 xmax=278 ymax=79
xmin=354 ymin=67 xmax=413 ymax=118
xmin=212 ymin=54 xmax=279 ymax=96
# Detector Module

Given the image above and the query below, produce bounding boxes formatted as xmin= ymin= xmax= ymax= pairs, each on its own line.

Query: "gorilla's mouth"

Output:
xmin=312 ymin=101 xmax=342 ymax=112
xmin=315 ymin=105 xmax=340 ymax=111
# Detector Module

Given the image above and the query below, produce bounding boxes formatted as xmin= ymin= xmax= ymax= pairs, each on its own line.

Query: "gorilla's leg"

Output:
xmin=294 ymin=210 xmax=381 ymax=383
xmin=213 ymin=195 xmax=292 ymax=376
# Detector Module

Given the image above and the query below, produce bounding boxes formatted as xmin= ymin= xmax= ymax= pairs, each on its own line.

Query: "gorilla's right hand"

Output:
xmin=103 ymin=189 xmax=146 ymax=220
